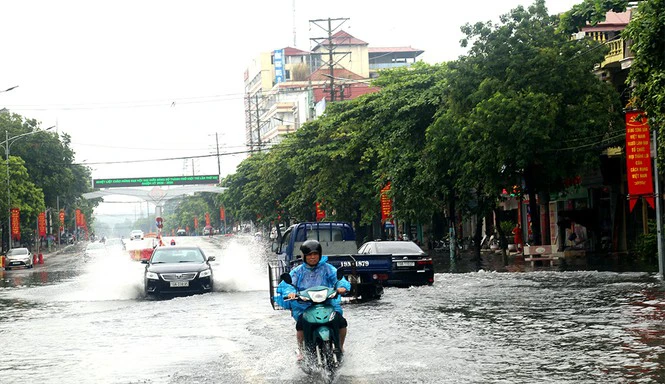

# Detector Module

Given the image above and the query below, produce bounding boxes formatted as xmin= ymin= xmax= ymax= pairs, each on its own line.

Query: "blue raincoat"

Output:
xmin=274 ymin=255 xmax=351 ymax=321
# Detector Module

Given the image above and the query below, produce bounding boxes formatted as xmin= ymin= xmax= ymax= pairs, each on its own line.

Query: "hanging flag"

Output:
xmin=315 ymin=202 xmax=325 ymax=221
xmin=194 ymin=217 xmax=199 ymax=229
xmin=205 ymin=212 xmax=211 ymax=227
xmin=220 ymin=206 xmax=226 ymax=221
xmin=381 ymin=182 xmax=393 ymax=224
xmin=59 ymin=210 xmax=65 ymax=230
xmin=625 ymin=110 xmax=654 ymax=212
xmin=38 ymin=212 xmax=46 ymax=237
xmin=11 ymin=208 xmax=20 ymax=241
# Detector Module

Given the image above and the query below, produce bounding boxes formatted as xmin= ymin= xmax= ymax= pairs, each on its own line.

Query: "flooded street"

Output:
xmin=1 ymin=237 xmax=664 ymax=383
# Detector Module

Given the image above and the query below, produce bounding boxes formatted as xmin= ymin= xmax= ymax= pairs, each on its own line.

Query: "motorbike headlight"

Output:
xmin=146 ymin=271 xmax=159 ymax=280
xmin=199 ymin=269 xmax=212 ymax=278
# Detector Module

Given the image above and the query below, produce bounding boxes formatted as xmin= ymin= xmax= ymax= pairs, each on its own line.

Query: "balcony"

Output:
xmin=601 ymin=38 xmax=632 ymax=70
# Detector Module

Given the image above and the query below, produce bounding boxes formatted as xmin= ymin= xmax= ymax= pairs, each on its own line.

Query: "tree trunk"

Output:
xmin=524 ymin=167 xmax=542 ymax=245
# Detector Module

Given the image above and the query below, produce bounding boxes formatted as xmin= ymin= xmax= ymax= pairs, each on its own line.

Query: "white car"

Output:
xmin=130 ymin=230 xmax=144 ymax=240
xmin=4 ymin=247 xmax=33 ymax=270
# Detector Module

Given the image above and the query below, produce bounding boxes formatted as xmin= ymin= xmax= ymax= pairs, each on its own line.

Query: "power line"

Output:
xmin=72 ymin=147 xmax=265 ymax=166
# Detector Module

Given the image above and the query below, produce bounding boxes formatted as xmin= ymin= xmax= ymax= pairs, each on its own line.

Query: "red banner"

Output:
xmin=75 ymin=209 xmax=82 ymax=227
xmin=38 ymin=212 xmax=46 ymax=237
xmin=205 ymin=213 xmax=211 ymax=227
xmin=11 ymin=208 xmax=20 ymax=241
xmin=59 ymin=210 xmax=65 ymax=228
xmin=194 ymin=217 xmax=199 ymax=229
xmin=315 ymin=202 xmax=325 ymax=221
xmin=220 ymin=207 xmax=226 ymax=221
xmin=381 ymin=182 xmax=393 ymax=223
xmin=625 ymin=111 xmax=654 ymax=212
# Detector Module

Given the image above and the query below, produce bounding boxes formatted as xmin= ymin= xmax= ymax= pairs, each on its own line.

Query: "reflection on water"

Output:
xmin=0 ymin=239 xmax=663 ymax=383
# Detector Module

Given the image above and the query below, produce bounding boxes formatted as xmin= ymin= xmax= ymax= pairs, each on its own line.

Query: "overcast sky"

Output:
xmin=0 ymin=0 xmax=581 ymax=216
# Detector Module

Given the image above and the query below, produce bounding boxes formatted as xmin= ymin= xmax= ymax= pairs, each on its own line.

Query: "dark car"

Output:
xmin=357 ymin=241 xmax=434 ymax=287
xmin=142 ymin=245 xmax=215 ymax=297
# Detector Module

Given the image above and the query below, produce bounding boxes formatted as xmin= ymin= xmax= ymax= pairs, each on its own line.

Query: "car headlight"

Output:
xmin=199 ymin=269 xmax=212 ymax=278
xmin=146 ymin=271 xmax=159 ymax=280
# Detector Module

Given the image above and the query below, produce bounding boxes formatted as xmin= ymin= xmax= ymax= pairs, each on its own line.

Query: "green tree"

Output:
xmin=448 ymin=0 xmax=622 ymax=245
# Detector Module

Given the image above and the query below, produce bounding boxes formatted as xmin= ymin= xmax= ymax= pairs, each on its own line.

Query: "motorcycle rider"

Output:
xmin=275 ymin=239 xmax=351 ymax=360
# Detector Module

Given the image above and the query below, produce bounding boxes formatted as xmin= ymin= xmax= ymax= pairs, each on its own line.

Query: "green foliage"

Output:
xmin=558 ymin=0 xmax=629 ymax=34
xmin=632 ymin=220 xmax=658 ymax=268
xmin=624 ymin=0 xmax=665 ymax=143
xmin=215 ymin=0 xmax=623 ymax=243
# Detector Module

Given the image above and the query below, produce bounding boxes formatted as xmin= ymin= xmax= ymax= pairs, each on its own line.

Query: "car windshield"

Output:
xmin=151 ymin=249 xmax=205 ymax=264
xmin=375 ymin=242 xmax=422 ymax=254
xmin=7 ymin=248 xmax=28 ymax=256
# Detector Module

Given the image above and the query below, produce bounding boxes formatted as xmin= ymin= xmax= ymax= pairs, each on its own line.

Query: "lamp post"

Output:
xmin=1 ymin=125 xmax=56 ymax=250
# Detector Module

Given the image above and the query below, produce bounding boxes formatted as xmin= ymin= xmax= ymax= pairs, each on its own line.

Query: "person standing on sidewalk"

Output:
xmin=512 ymin=223 xmax=524 ymax=252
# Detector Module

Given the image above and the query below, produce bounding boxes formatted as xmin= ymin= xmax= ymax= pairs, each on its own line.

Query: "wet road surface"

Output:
xmin=1 ymin=236 xmax=664 ymax=383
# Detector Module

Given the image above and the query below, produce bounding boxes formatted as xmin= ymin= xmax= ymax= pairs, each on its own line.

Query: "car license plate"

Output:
xmin=170 ymin=281 xmax=189 ymax=287
xmin=396 ymin=261 xmax=415 ymax=267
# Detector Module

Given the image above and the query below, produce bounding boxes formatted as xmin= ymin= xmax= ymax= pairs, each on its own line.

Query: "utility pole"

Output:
xmin=215 ymin=132 xmax=221 ymax=183
xmin=309 ymin=17 xmax=350 ymax=103
xmin=255 ymin=94 xmax=262 ymax=152
xmin=246 ymin=93 xmax=254 ymax=152
xmin=654 ymin=129 xmax=664 ymax=279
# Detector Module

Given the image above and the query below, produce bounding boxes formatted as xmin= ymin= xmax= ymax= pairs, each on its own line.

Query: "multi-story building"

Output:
xmin=243 ymin=30 xmax=423 ymax=150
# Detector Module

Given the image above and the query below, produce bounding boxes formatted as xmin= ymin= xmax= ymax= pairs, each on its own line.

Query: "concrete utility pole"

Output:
xmin=255 ymin=94 xmax=262 ymax=152
xmin=215 ymin=132 xmax=221 ymax=183
xmin=653 ymin=129 xmax=664 ymax=279
xmin=309 ymin=17 xmax=350 ymax=103
xmin=246 ymin=93 xmax=254 ymax=152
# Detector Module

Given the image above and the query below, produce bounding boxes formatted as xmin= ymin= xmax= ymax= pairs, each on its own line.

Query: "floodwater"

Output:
xmin=0 ymin=237 xmax=664 ymax=383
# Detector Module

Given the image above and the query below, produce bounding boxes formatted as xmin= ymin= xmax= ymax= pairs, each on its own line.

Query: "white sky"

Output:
xmin=0 ymin=0 xmax=581 ymax=215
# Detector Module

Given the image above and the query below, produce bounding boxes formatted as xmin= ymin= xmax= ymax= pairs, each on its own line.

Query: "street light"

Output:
xmin=1 ymin=125 xmax=56 ymax=249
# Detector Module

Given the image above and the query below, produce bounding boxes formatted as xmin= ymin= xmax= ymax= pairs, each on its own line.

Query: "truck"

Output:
xmin=268 ymin=222 xmax=392 ymax=305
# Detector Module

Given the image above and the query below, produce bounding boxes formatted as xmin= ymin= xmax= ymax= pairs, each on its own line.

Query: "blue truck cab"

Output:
xmin=269 ymin=222 xmax=392 ymax=302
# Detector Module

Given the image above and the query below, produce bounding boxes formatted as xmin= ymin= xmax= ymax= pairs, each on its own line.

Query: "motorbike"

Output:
xmin=280 ymin=273 xmax=343 ymax=379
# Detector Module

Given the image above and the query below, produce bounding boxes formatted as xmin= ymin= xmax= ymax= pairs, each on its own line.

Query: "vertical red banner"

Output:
xmin=38 ymin=212 xmax=46 ymax=237
xmin=59 ymin=210 xmax=65 ymax=229
xmin=10 ymin=208 xmax=20 ymax=241
xmin=75 ymin=209 xmax=82 ymax=227
xmin=381 ymin=182 xmax=393 ymax=223
xmin=194 ymin=217 xmax=199 ymax=229
xmin=625 ymin=111 xmax=654 ymax=212
xmin=220 ymin=207 xmax=226 ymax=221
xmin=205 ymin=213 xmax=211 ymax=227
xmin=315 ymin=202 xmax=325 ymax=221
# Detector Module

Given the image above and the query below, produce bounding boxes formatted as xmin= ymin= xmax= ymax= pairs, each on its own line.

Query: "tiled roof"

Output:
xmin=282 ymin=47 xmax=311 ymax=56
xmin=314 ymin=30 xmax=368 ymax=50
xmin=368 ymin=47 xmax=423 ymax=54
xmin=582 ymin=10 xmax=632 ymax=32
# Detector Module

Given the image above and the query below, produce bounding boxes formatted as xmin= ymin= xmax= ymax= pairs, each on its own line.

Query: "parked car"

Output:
xmin=176 ymin=229 xmax=187 ymax=236
xmin=357 ymin=240 xmax=434 ymax=287
xmin=4 ymin=247 xmax=34 ymax=270
xmin=129 ymin=230 xmax=144 ymax=240
xmin=142 ymin=245 xmax=215 ymax=297
xmin=60 ymin=233 xmax=75 ymax=245
xmin=203 ymin=226 xmax=213 ymax=236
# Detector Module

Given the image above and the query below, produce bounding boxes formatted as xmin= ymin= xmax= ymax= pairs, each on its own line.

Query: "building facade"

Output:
xmin=243 ymin=30 xmax=424 ymax=150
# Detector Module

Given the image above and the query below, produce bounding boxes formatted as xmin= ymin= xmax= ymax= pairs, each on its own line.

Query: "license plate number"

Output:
xmin=396 ymin=261 xmax=415 ymax=267
xmin=170 ymin=281 xmax=189 ymax=287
